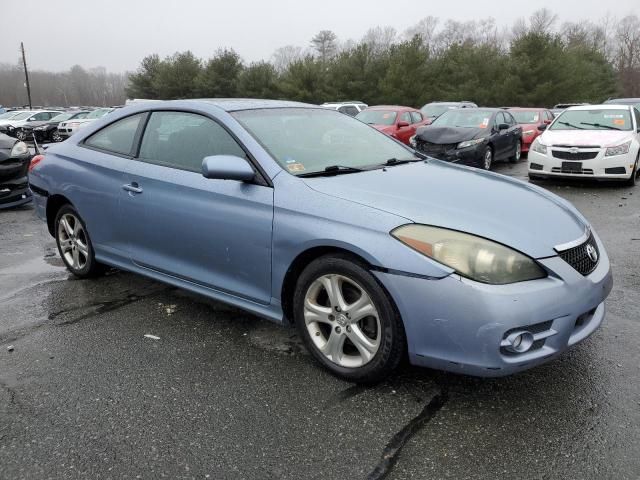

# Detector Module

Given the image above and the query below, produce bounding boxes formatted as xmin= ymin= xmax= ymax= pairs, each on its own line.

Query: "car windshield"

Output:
xmin=86 ymin=108 xmax=112 ymax=119
xmin=355 ymin=110 xmax=398 ymax=126
xmin=550 ymin=109 xmax=633 ymax=131
xmin=50 ymin=113 xmax=74 ymax=122
xmin=510 ymin=110 xmax=540 ymax=124
xmin=421 ymin=104 xmax=455 ymax=118
xmin=233 ymin=108 xmax=418 ymax=175
xmin=431 ymin=109 xmax=494 ymax=129
xmin=9 ymin=112 xmax=33 ymax=121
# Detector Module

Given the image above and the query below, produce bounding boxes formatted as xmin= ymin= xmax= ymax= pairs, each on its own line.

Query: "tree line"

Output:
xmin=2 ymin=9 xmax=639 ymax=109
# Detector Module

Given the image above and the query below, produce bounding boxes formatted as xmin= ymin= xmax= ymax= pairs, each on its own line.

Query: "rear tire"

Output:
xmin=15 ymin=129 xmax=28 ymax=141
xmin=293 ymin=254 xmax=405 ymax=383
xmin=54 ymin=205 xmax=104 ymax=278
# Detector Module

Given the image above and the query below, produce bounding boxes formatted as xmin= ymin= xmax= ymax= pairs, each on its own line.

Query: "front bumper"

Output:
xmin=0 ymin=174 xmax=32 ymax=208
xmin=374 ymin=231 xmax=612 ymax=377
xmin=528 ymin=148 xmax=635 ymax=180
xmin=420 ymin=143 xmax=484 ymax=167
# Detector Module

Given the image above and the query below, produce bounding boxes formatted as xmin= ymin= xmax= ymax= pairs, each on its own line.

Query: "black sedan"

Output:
xmin=17 ymin=110 xmax=90 ymax=143
xmin=411 ymin=108 xmax=522 ymax=170
xmin=0 ymin=134 xmax=32 ymax=208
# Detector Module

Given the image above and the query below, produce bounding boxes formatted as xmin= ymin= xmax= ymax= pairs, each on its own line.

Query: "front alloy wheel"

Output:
xmin=482 ymin=146 xmax=493 ymax=170
xmin=510 ymin=141 xmax=522 ymax=163
xmin=16 ymin=129 xmax=28 ymax=141
xmin=51 ymin=129 xmax=63 ymax=142
xmin=294 ymin=255 xmax=405 ymax=383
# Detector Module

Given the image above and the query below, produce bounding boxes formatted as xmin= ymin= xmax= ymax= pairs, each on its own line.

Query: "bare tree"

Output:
xmin=615 ymin=15 xmax=640 ymax=96
xmin=271 ymin=45 xmax=304 ymax=73
xmin=310 ymin=30 xmax=338 ymax=62
xmin=529 ymin=8 xmax=558 ymax=35
xmin=362 ymin=26 xmax=397 ymax=54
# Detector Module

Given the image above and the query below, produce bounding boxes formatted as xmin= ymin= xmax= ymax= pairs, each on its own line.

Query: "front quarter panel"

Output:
xmin=271 ymin=172 xmax=455 ymax=303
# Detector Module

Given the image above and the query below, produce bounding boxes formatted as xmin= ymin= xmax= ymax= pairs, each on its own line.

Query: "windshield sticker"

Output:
xmin=613 ymin=118 xmax=625 ymax=126
xmin=603 ymin=114 xmax=624 ymax=118
xmin=382 ymin=113 xmax=392 ymax=118
xmin=286 ymin=162 xmax=306 ymax=173
xmin=479 ymin=118 xmax=489 ymax=128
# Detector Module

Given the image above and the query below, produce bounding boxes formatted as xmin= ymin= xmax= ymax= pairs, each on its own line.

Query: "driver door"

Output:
xmin=121 ymin=111 xmax=274 ymax=304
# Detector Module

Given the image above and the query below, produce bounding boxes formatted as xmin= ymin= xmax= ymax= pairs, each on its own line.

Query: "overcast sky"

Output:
xmin=2 ymin=0 xmax=638 ymax=72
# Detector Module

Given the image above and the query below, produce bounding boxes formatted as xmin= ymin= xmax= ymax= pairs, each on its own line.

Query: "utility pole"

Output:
xmin=20 ymin=42 xmax=32 ymax=109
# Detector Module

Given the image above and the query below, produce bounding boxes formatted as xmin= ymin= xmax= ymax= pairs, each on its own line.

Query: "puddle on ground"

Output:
xmin=246 ymin=324 xmax=305 ymax=356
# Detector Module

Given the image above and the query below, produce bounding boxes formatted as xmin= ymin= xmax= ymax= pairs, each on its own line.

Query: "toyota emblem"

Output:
xmin=586 ymin=244 xmax=598 ymax=262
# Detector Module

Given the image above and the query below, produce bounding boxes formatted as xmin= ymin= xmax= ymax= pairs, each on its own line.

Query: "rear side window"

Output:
xmin=495 ymin=112 xmax=505 ymax=127
xmin=504 ymin=112 xmax=516 ymax=126
xmin=410 ymin=112 xmax=423 ymax=124
xmin=84 ymin=113 xmax=145 ymax=156
xmin=400 ymin=112 xmax=412 ymax=124
xmin=137 ymin=111 xmax=245 ymax=173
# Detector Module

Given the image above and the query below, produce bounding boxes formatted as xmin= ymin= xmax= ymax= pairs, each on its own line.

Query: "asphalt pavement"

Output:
xmin=1 ymin=160 xmax=639 ymax=480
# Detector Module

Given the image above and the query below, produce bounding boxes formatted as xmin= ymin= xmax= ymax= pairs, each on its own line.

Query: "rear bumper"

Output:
xmin=373 ymin=231 xmax=612 ymax=377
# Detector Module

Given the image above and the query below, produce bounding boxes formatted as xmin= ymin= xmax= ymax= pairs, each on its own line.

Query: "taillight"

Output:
xmin=29 ymin=154 xmax=45 ymax=172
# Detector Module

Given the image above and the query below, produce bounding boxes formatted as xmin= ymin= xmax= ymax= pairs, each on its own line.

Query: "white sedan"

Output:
xmin=528 ymin=104 xmax=640 ymax=186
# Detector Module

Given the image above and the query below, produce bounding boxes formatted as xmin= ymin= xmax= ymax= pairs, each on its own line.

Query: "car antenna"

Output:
xmin=32 ymin=133 xmax=41 ymax=155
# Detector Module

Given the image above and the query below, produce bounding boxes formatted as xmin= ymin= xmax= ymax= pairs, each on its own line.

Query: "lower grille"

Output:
xmin=529 ymin=163 xmax=543 ymax=170
xmin=557 ymin=233 xmax=599 ymax=275
xmin=605 ymin=167 xmax=626 ymax=174
xmin=551 ymin=167 xmax=593 ymax=175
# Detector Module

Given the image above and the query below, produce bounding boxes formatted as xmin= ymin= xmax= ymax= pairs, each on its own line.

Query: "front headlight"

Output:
xmin=409 ymin=135 xmax=416 ymax=147
xmin=457 ymin=138 xmax=485 ymax=149
xmin=531 ymin=139 xmax=547 ymax=155
xmin=10 ymin=141 xmax=29 ymax=157
xmin=605 ymin=140 xmax=631 ymax=157
xmin=392 ymin=225 xmax=546 ymax=284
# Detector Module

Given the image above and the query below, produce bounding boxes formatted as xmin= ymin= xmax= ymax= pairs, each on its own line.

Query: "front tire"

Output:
xmin=624 ymin=155 xmax=638 ymax=187
xmin=482 ymin=146 xmax=493 ymax=170
xmin=55 ymin=205 xmax=104 ymax=278
xmin=51 ymin=129 xmax=63 ymax=142
xmin=293 ymin=255 xmax=405 ymax=383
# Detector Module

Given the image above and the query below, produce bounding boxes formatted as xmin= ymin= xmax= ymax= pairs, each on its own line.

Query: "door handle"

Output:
xmin=122 ymin=183 xmax=143 ymax=194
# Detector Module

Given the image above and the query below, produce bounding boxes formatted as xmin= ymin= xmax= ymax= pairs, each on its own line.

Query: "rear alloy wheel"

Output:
xmin=55 ymin=205 xmax=104 ymax=278
xmin=482 ymin=146 xmax=493 ymax=170
xmin=294 ymin=255 xmax=405 ymax=383
xmin=509 ymin=141 xmax=522 ymax=163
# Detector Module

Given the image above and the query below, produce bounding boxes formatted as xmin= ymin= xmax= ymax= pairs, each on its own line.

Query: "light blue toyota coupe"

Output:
xmin=28 ymin=99 xmax=613 ymax=382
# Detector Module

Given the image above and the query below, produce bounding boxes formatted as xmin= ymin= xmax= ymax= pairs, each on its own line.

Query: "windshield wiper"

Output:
xmin=579 ymin=122 xmax=622 ymax=131
xmin=557 ymin=121 xmax=585 ymax=130
xmin=380 ymin=157 xmax=423 ymax=166
xmin=298 ymin=165 xmax=365 ymax=177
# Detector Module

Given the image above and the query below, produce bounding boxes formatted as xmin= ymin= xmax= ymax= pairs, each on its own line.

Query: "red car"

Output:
xmin=507 ymin=108 xmax=555 ymax=153
xmin=355 ymin=106 xmax=428 ymax=145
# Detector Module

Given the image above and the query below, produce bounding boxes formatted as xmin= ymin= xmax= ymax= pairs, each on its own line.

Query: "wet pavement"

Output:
xmin=1 ymin=160 xmax=639 ymax=479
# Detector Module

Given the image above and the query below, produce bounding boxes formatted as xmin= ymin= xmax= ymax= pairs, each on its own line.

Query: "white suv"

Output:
xmin=320 ymin=102 xmax=368 ymax=116
xmin=57 ymin=107 xmax=116 ymax=138
xmin=528 ymin=104 xmax=640 ymax=186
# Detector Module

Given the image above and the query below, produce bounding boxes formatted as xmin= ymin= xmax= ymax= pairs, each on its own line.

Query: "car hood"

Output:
xmin=21 ymin=120 xmax=49 ymax=129
xmin=540 ymin=129 xmax=632 ymax=148
xmin=415 ymin=126 xmax=485 ymax=144
xmin=302 ymin=160 xmax=587 ymax=258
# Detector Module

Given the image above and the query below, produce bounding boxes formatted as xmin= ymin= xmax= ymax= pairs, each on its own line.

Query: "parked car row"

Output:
xmin=0 ymin=106 xmax=119 ymax=144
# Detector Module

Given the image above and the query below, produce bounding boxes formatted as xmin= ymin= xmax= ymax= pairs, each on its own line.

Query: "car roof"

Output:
xmin=365 ymin=105 xmax=416 ymax=111
xmin=183 ymin=98 xmax=316 ymax=111
xmin=565 ymin=104 xmax=631 ymax=111
xmin=507 ymin=107 xmax=545 ymax=111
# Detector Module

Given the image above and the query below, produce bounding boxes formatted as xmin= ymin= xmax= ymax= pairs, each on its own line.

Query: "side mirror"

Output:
xmin=397 ymin=121 xmax=410 ymax=128
xmin=202 ymin=155 xmax=255 ymax=182
xmin=537 ymin=124 xmax=548 ymax=131
xmin=498 ymin=123 xmax=509 ymax=131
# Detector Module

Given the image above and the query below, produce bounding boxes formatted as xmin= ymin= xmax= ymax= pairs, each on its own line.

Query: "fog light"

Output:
xmin=504 ymin=330 xmax=534 ymax=353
